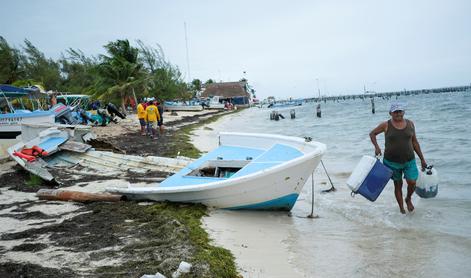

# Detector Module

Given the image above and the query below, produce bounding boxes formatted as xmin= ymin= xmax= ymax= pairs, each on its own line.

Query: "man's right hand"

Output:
xmin=374 ymin=146 xmax=382 ymax=156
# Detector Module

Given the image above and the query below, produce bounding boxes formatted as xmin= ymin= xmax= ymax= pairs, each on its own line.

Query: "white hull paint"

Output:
xmin=0 ymin=112 xmax=55 ymax=138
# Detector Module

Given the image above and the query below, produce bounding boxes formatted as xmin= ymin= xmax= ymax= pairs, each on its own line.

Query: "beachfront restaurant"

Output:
xmin=201 ymin=81 xmax=251 ymax=108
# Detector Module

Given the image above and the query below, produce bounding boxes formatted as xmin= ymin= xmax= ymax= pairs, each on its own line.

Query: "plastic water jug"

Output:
xmin=415 ymin=165 xmax=438 ymax=198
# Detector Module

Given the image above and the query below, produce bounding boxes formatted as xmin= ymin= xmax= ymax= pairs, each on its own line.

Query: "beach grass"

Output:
xmin=25 ymin=174 xmax=42 ymax=187
xmin=147 ymin=203 xmax=238 ymax=277
xmin=93 ymin=202 xmax=238 ymax=277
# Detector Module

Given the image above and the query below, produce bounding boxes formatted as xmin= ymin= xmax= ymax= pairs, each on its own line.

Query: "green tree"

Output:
xmin=190 ymin=78 xmax=202 ymax=97
xmin=0 ymin=36 xmax=23 ymax=84
xmin=149 ymin=66 xmax=190 ymax=100
xmin=21 ymin=39 xmax=62 ymax=90
xmin=59 ymin=48 xmax=98 ymax=93
xmin=137 ymin=40 xmax=189 ymax=101
xmin=205 ymin=79 xmax=214 ymax=85
xmin=95 ymin=39 xmax=144 ymax=111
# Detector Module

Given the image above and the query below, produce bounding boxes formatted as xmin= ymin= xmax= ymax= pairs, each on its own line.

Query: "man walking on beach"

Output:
xmin=369 ymin=102 xmax=427 ymax=214
xmin=146 ymin=101 xmax=161 ymax=140
xmin=137 ymin=100 xmax=147 ymax=135
xmin=157 ymin=101 xmax=165 ymax=135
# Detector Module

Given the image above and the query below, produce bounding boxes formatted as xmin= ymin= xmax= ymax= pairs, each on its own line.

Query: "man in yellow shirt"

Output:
xmin=137 ymin=101 xmax=147 ymax=135
xmin=146 ymin=101 xmax=161 ymax=139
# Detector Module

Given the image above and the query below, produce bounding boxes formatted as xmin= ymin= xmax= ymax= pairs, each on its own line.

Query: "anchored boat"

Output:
xmin=108 ymin=132 xmax=326 ymax=210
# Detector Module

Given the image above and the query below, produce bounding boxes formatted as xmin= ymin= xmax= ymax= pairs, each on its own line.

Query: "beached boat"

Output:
xmin=206 ymin=96 xmax=225 ymax=110
xmin=7 ymin=124 xmax=193 ymax=182
xmin=0 ymin=85 xmax=55 ymax=139
xmin=164 ymin=101 xmax=203 ymax=111
xmin=107 ymin=132 xmax=326 ymax=210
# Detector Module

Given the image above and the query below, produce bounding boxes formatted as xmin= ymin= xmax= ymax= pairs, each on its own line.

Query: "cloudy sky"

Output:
xmin=2 ymin=0 xmax=470 ymax=99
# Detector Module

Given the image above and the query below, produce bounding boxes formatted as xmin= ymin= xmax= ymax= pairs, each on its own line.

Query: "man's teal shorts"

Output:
xmin=383 ymin=158 xmax=419 ymax=181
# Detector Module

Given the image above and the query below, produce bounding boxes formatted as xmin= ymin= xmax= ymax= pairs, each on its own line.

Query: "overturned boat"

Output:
xmin=108 ymin=132 xmax=326 ymax=210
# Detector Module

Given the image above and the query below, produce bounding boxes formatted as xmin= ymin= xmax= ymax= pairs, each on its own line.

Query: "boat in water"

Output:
xmin=108 ymin=132 xmax=326 ymax=210
xmin=267 ymin=100 xmax=303 ymax=109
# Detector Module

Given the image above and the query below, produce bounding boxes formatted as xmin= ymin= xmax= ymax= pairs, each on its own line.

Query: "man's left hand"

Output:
xmin=420 ymin=159 xmax=427 ymax=171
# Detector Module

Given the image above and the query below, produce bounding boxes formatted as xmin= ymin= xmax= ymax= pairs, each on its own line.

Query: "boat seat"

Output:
xmin=231 ymin=144 xmax=303 ymax=178
xmin=38 ymin=137 xmax=68 ymax=153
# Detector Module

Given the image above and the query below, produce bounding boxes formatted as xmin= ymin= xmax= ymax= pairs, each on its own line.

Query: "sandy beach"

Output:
xmin=0 ymin=109 xmax=239 ymax=277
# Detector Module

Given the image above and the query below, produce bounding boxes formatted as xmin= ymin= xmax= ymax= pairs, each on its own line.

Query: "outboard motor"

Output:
xmin=97 ymin=108 xmax=111 ymax=126
xmin=106 ymin=103 xmax=126 ymax=119
xmin=78 ymin=109 xmax=97 ymax=125
xmin=50 ymin=103 xmax=78 ymax=124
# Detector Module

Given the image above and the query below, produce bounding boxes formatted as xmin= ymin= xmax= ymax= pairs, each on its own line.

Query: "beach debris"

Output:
xmin=172 ymin=261 xmax=192 ymax=278
xmin=8 ymin=125 xmax=194 ymax=183
xmin=140 ymin=273 xmax=167 ymax=278
xmin=59 ymin=140 xmax=92 ymax=153
xmin=36 ymin=189 xmax=123 ymax=202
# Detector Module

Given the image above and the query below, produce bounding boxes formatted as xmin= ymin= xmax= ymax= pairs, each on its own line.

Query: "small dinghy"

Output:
xmin=107 ymin=132 xmax=326 ymax=211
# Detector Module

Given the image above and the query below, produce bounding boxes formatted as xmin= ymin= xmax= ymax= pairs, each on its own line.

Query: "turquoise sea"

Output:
xmin=210 ymin=90 xmax=471 ymax=277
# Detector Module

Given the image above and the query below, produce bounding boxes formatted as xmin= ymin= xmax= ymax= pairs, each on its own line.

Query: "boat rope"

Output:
xmin=320 ymin=160 xmax=336 ymax=193
xmin=307 ymin=172 xmax=319 ymax=218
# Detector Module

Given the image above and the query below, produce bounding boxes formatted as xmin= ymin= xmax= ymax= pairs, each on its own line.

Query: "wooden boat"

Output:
xmin=107 ymin=132 xmax=326 ymax=210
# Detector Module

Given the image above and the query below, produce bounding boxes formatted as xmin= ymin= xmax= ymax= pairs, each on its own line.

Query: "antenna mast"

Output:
xmin=184 ymin=22 xmax=191 ymax=83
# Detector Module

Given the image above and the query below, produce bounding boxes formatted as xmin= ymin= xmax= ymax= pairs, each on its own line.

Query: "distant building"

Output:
xmin=201 ymin=81 xmax=250 ymax=107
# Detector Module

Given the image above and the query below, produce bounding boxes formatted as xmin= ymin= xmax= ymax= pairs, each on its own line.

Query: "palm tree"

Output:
xmin=96 ymin=39 xmax=143 ymax=111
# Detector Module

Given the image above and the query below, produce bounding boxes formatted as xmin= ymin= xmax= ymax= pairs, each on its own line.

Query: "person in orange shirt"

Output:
xmin=137 ymin=101 xmax=147 ymax=135
xmin=145 ymin=101 xmax=161 ymax=139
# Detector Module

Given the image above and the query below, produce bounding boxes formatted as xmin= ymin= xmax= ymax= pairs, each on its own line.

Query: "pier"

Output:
xmin=305 ymin=84 xmax=471 ymax=102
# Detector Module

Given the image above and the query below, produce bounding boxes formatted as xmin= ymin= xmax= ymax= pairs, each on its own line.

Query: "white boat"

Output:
xmin=0 ymin=85 xmax=55 ymax=139
xmin=206 ymin=96 xmax=225 ymax=110
xmin=107 ymin=132 xmax=326 ymax=210
xmin=164 ymin=101 xmax=203 ymax=111
xmin=1 ymin=85 xmax=55 ymax=158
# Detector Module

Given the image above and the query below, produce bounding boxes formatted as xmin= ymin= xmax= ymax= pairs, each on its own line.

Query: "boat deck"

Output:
xmin=159 ymin=144 xmax=303 ymax=187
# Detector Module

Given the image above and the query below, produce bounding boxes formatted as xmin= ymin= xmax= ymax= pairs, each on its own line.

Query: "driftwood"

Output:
xmin=37 ymin=189 xmax=123 ymax=202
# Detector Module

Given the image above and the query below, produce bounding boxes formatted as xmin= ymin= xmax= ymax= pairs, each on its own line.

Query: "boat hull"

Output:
xmin=122 ymin=154 xmax=320 ymax=210
xmin=0 ymin=111 xmax=55 ymax=138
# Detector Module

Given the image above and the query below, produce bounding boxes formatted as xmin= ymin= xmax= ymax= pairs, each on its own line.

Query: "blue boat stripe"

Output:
xmin=225 ymin=193 xmax=299 ymax=211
